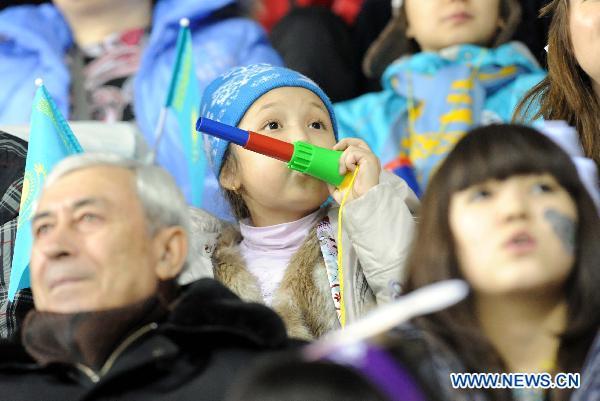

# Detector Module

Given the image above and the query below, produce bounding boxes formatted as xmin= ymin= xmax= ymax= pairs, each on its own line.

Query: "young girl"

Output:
xmin=195 ymin=64 xmax=418 ymax=340
xmin=397 ymin=124 xmax=600 ymax=401
xmin=517 ymin=0 xmax=600 ymax=167
xmin=333 ymin=0 xmax=546 ymax=190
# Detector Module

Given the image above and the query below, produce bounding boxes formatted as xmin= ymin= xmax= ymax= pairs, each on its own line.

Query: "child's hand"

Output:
xmin=328 ymin=138 xmax=381 ymax=204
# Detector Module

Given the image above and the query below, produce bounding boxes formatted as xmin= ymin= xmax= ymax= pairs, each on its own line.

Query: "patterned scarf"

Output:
xmin=384 ymin=46 xmax=525 ymax=187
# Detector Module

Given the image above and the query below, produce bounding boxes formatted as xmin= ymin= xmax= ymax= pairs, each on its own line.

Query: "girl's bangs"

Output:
xmin=440 ymin=125 xmax=580 ymax=193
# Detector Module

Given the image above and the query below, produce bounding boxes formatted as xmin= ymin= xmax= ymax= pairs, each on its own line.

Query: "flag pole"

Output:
xmin=149 ymin=17 xmax=190 ymax=165
xmin=149 ymin=107 xmax=168 ymax=164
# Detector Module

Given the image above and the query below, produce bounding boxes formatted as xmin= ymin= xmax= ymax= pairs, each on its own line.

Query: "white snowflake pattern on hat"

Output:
xmin=250 ymin=73 xmax=280 ymax=87
xmin=210 ymin=64 xmax=276 ymax=109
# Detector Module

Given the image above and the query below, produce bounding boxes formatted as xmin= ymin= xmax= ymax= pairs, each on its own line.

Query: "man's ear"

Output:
xmin=153 ymin=226 xmax=188 ymax=280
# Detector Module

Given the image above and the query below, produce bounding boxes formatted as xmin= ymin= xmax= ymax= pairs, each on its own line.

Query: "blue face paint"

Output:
xmin=544 ymin=209 xmax=576 ymax=255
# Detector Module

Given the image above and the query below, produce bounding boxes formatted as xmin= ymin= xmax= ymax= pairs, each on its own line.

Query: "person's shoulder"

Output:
xmin=154 ymin=278 xmax=295 ymax=399
xmin=0 ymin=3 xmax=51 ymax=20
xmin=0 ymin=4 xmax=68 ymax=42
xmin=188 ymin=12 xmax=272 ymax=46
xmin=378 ymin=324 xmax=479 ymax=401
xmin=187 ymin=206 xmax=237 ymax=252
xmin=188 ymin=207 xmax=224 ymax=233
xmin=163 ymin=278 xmax=290 ymax=350
xmin=383 ymin=323 xmax=468 ymax=374
xmin=510 ymin=71 xmax=547 ymax=94
xmin=493 ymin=41 xmax=546 ymax=73
xmin=0 ymin=338 xmax=31 ymax=362
xmin=0 ymin=339 xmax=70 ymax=401
xmin=572 ymin=330 xmax=600 ymax=401
xmin=153 ymin=0 xmax=258 ymax=34
xmin=333 ymin=86 xmax=406 ymax=145
xmin=0 ymin=337 xmax=37 ymax=376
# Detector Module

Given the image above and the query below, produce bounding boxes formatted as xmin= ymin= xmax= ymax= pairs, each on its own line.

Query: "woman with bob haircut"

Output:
xmin=516 ymin=0 xmax=600 ymax=166
xmin=401 ymin=124 xmax=600 ymax=401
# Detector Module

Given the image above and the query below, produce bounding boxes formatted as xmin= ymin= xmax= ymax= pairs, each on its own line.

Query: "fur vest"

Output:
xmin=213 ymin=219 xmax=340 ymax=340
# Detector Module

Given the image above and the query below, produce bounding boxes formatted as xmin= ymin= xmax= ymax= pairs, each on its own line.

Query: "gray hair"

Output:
xmin=45 ymin=153 xmax=191 ymax=267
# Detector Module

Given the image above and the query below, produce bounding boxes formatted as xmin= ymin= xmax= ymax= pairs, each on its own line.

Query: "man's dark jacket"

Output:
xmin=0 ymin=278 xmax=291 ymax=400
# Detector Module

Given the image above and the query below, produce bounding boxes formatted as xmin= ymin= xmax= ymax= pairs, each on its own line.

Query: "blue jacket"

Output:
xmin=0 ymin=0 xmax=282 ymax=219
xmin=334 ymin=42 xmax=546 ymax=190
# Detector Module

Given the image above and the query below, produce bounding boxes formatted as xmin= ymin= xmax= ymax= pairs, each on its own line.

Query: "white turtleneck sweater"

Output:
xmin=239 ymin=209 xmax=321 ymax=305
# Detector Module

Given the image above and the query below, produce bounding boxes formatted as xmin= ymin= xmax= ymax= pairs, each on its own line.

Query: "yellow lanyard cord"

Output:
xmin=336 ymin=165 xmax=361 ymax=328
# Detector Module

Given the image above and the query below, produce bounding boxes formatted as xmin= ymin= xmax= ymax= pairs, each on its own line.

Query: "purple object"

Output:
xmin=326 ymin=342 xmax=428 ymax=401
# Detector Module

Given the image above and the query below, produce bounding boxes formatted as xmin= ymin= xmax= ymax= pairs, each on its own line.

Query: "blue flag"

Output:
xmin=8 ymin=84 xmax=83 ymax=301
xmin=164 ymin=22 xmax=205 ymax=207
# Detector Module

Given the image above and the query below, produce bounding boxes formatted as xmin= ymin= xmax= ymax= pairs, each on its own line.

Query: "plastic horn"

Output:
xmin=196 ymin=117 xmax=352 ymax=188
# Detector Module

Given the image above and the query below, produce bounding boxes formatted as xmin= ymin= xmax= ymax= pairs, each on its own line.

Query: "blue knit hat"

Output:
xmin=200 ymin=64 xmax=338 ymax=177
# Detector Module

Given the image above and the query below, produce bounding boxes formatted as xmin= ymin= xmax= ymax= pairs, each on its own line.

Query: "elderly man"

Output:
xmin=0 ymin=154 xmax=289 ymax=400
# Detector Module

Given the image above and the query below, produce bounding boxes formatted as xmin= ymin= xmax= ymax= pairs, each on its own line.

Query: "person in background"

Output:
xmin=0 ymin=131 xmax=33 ymax=340
xmin=0 ymin=0 xmax=282 ymax=218
xmin=255 ymin=0 xmax=365 ymax=31
xmin=399 ymin=124 xmax=600 ymax=401
xmin=516 ymin=0 xmax=600 ymax=167
xmin=263 ymin=0 xmax=550 ymax=103
xmin=0 ymin=153 xmax=290 ymax=400
xmin=353 ymin=0 xmax=551 ymax=88
xmin=269 ymin=4 xmax=361 ymax=102
xmin=195 ymin=64 xmax=418 ymax=340
xmin=333 ymin=0 xmax=546 ymax=192
xmin=226 ymin=355 xmax=391 ymax=401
